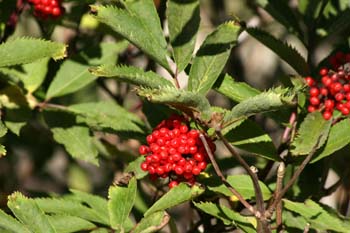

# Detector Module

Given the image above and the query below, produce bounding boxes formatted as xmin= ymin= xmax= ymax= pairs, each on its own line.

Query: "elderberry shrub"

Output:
xmin=27 ymin=0 xmax=64 ymax=19
xmin=305 ymin=51 xmax=350 ymax=120
xmin=139 ymin=114 xmax=215 ymax=188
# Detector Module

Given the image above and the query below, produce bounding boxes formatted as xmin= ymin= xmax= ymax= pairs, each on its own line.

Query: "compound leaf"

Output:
xmin=132 ymin=211 xmax=169 ymax=233
xmin=0 ymin=209 xmax=30 ymax=233
xmin=49 ymin=215 xmax=96 ymax=233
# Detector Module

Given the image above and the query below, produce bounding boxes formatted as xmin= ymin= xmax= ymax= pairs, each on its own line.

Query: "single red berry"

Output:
xmin=342 ymin=107 xmax=350 ymax=115
xmin=192 ymin=166 xmax=201 ymax=175
xmin=139 ymin=145 xmax=149 ymax=155
xmin=168 ymin=180 xmax=178 ymax=189
xmin=331 ymin=73 xmax=339 ymax=82
xmin=320 ymin=68 xmax=329 ymax=76
xmin=323 ymin=111 xmax=332 ymax=120
xmin=324 ymin=100 xmax=335 ymax=110
xmin=321 ymin=76 xmax=332 ymax=86
xmin=174 ymin=166 xmax=184 ymax=175
xmin=344 ymin=84 xmax=350 ymax=92
xmin=307 ymin=106 xmax=316 ymax=113
xmin=309 ymin=96 xmax=320 ymax=106
xmin=305 ymin=76 xmax=315 ymax=87
xmin=179 ymin=125 xmax=188 ymax=133
xmin=335 ymin=93 xmax=344 ymax=102
xmin=309 ymin=87 xmax=319 ymax=97
xmin=320 ymin=87 xmax=328 ymax=96
xmin=346 ymin=92 xmax=350 ymax=100
xmin=141 ymin=162 xmax=148 ymax=171
xmin=331 ymin=82 xmax=342 ymax=93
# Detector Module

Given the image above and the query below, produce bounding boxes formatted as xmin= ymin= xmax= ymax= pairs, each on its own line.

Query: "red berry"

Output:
xmin=168 ymin=180 xmax=178 ymax=189
xmin=320 ymin=68 xmax=329 ymax=76
xmin=341 ymin=107 xmax=350 ymax=115
xmin=179 ymin=125 xmax=188 ymax=133
xmin=309 ymin=96 xmax=320 ymax=106
xmin=307 ymin=106 xmax=316 ymax=113
xmin=324 ymin=100 xmax=335 ymax=110
xmin=192 ymin=167 xmax=201 ymax=175
xmin=323 ymin=111 xmax=332 ymax=120
xmin=321 ymin=76 xmax=332 ymax=86
xmin=335 ymin=93 xmax=344 ymax=102
xmin=344 ymin=84 xmax=350 ymax=92
xmin=141 ymin=162 xmax=148 ymax=171
xmin=320 ymin=88 xmax=328 ymax=96
xmin=309 ymin=87 xmax=319 ymax=97
xmin=305 ymin=76 xmax=315 ymax=87
xmin=331 ymin=82 xmax=342 ymax=93
xmin=174 ymin=166 xmax=184 ymax=175
xmin=139 ymin=145 xmax=149 ymax=155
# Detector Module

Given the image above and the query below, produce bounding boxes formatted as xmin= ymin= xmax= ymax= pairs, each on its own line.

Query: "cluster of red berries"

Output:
xmin=27 ymin=0 xmax=64 ymax=19
xmin=305 ymin=51 xmax=350 ymax=120
xmin=139 ymin=115 xmax=215 ymax=188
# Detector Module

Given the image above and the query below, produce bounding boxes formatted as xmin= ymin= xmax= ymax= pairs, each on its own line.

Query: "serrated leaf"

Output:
xmin=246 ymin=27 xmax=309 ymax=76
xmin=205 ymin=175 xmax=271 ymax=200
xmin=132 ymin=211 xmax=169 ymax=233
xmin=193 ymin=202 xmax=256 ymax=232
xmin=46 ymin=60 xmax=96 ymax=99
xmin=0 ymin=37 xmax=66 ymax=67
xmin=91 ymin=3 xmax=171 ymax=71
xmin=291 ymin=112 xmax=331 ymax=156
xmin=256 ymin=0 xmax=303 ymax=38
xmin=0 ymin=209 xmax=30 ymax=233
xmin=312 ymin=119 xmax=350 ymax=163
xmin=49 ymin=215 xmax=96 ymax=233
xmin=52 ymin=126 xmax=98 ymax=165
xmin=108 ymin=177 xmax=137 ymax=231
xmin=137 ymin=86 xmax=212 ymax=121
xmin=167 ymin=0 xmax=200 ymax=72
xmin=125 ymin=156 xmax=147 ymax=179
xmin=144 ymin=183 xmax=204 ymax=217
xmin=214 ymin=74 xmax=260 ymax=103
xmin=283 ymin=199 xmax=349 ymax=232
xmin=68 ymin=101 xmax=145 ymax=134
xmin=90 ymin=65 xmax=173 ymax=88
xmin=36 ymin=198 xmax=108 ymax=225
xmin=223 ymin=88 xmax=295 ymax=130
xmin=226 ymin=120 xmax=279 ymax=161
xmin=188 ymin=21 xmax=241 ymax=95
xmin=7 ymin=192 xmax=56 ymax=233
xmin=70 ymin=189 xmax=109 ymax=224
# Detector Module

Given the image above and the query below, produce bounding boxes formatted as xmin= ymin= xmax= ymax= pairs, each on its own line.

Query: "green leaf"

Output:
xmin=4 ymin=108 xmax=31 ymax=136
xmin=0 ymin=209 xmax=30 ymax=233
xmin=0 ymin=37 xmax=66 ymax=67
xmin=52 ymin=126 xmax=98 ymax=165
xmin=21 ymin=58 xmax=50 ymax=93
xmin=291 ymin=112 xmax=332 ymax=156
xmin=68 ymin=101 xmax=145 ymax=134
xmin=214 ymin=74 xmax=260 ymax=103
xmin=256 ymin=0 xmax=303 ymax=38
xmin=91 ymin=2 xmax=170 ymax=71
xmin=137 ymin=86 xmax=212 ymax=121
xmin=246 ymin=27 xmax=309 ymax=76
xmin=205 ymin=175 xmax=271 ymax=200
xmin=283 ymin=199 xmax=350 ymax=232
xmin=108 ymin=177 xmax=137 ymax=231
xmin=7 ymin=192 xmax=56 ymax=233
xmin=49 ymin=215 xmax=96 ymax=233
xmin=70 ymin=189 xmax=109 ymax=224
xmin=46 ymin=60 xmax=96 ymax=99
xmin=84 ymin=41 xmax=129 ymax=66
xmin=167 ymin=0 xmax=200 ymax=72
xmin=89 ymin=65 xmax=173 ymax=88
xmin=36 ymin=198 xmax=108 ymax=225
xmin=144 ymin=183 xmax=204 ymax=217
xmin=312 ymin=119 xmax=350 ymax=163
xmin=188 ymin=21 xmax=241 ymax=95
xmin=223 ymin=88 xmax=295 ymax=130
xmin=132 ymin=211 xmax=169 ymax=233
xmin=193 ymin=202 xmax=256 ymax=232
xmin=226 ymin=119 xmax=279 ymax=161
xmin=0 ymin=144 xmax=6 ymax=157
xmin=125 ymin=156 xmax=147 ymax=179
xmin=324 ymin=9 xmax=350 ymax=39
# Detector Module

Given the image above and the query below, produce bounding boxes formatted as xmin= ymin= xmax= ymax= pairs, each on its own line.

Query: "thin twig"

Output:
xmin=174 ymin=67 xmax=180 ymax=89
xmin=303 ymin=223 xmax=310 ymax=233
xmin=275 ymin=162 xmax=286 ymax=231
xmin=215 ymin=129 xmax=266 ymax=215
xmin=281 ymin=112 xmax=297 ymax=144
xmin=266 ymin=136 xmax=322 ymax=217
xmin=198 ymin=134 xmax=258 ymax=217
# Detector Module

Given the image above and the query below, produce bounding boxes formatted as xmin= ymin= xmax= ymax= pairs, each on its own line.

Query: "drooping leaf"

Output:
xmin=125 ymin=156 xmax=147 ymax=179
xmin=0 ymin=37 xmax=66 ymax=67
xmin=51 ymin=126 xmax=98 ymax=165
xmin=0 ymin=209 xmax=30 ymax=233
xmin=188 ymin=21 xmax=241 ymax=95
xmin=137 ymin=86 xmax=212 ymax=121
xmin=108 ymin=177 xmax=137 ymax=231
xmin=144 ymin=183 xmax=204 ymax=217
xmin=214 ymin=74 xmax=260 ymax=103
xmin=36 ymin=198 xmax=108 ymax=225
xmin=89 ymin=65 xmax=173 ymax=88
xmin=48 ymin=215 xmax=96 ymax=233
xmin=7 ymin=192 xmax=56 ymax=233
xmin=291 ymin=112 xmax=332 ymax=156
xmin=312 ymin=119 xmax=350 ymax=163
xmin=256 ymin=0 xmax=303 ymax=38
xmin=21 ymin=58 xmax=50 ymax=93
xmin=226 ymin=119 xmax=279 ymax=161
xmin=205 ymin=175 xmax=271 ymax=200
xmin=91 ymin=3 xmax=171 ymax=71
xmin=68 ymin=101 xmax=145 ymax=134
xmin=193 ymin=202 xmax=256 ymax=232
xmin=167 ymin=0 xmax=200 ymax=72
xmin=4 ymin=108 xmax=31 ymax=136
xmin=46 ymin=60 xmax=96 ymax=99
xmin=246 ymin=27 xmax=309 ymax=76
xmin=222 ymin=88 xmax=295 ymax=130
xmin=70 ymin=189 xmax=109 ymax=224
xmin=283 ymin=199 xmax=350 ymax=232
xmin=132 ymin=211 xmax=169 ymax=233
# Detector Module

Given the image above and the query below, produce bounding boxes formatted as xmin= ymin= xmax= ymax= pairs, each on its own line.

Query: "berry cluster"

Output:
xmin=139 ymin=115 xmax=215 ymax=188
xmin=27 ymin=0 xmax=64 ymax=19
xmin=305 ymin=52 xmax=350 ymax=120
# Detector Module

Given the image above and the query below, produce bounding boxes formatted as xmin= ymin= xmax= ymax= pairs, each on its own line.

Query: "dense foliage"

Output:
xmin=1 ymin=0 xmax=350 ymax=232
